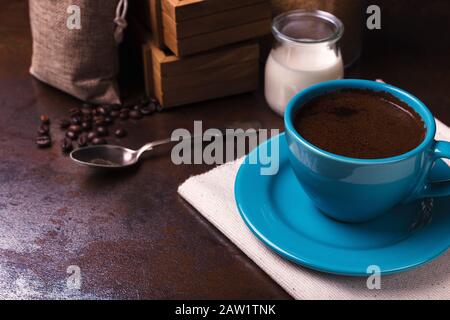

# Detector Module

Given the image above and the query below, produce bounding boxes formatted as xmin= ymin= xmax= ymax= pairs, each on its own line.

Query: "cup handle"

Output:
xmin=416 ymin=141 xmax=450 ymax=199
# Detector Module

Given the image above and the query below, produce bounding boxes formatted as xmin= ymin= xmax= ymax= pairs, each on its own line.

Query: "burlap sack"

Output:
xmin=29 ymin=0 xmax=128 ymax=104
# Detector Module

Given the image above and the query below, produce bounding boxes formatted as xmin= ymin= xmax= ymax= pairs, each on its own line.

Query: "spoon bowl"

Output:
xmin=70 ymin=145 xmax=139 ymax=168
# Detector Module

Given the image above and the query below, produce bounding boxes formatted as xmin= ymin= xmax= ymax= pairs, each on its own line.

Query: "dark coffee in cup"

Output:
xmin=293 ymin=89 xmax=426 ymax=159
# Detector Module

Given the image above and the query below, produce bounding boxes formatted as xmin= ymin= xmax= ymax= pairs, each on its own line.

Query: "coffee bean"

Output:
xmin=110 ymin=110 xmax=120 ymax=118
xmin=69 ymin=108 xmax=81 ymax=117
xmin=119 ymin=111 xmax=129 ymax=120
xmin=81 ymin=121 xmax=92 ymax=131
xmin=132 ymin=105 xmax=140 ymax=111
xmin=68 ymin=124 xmax=82 ymax=134
xmin=92 ymin=137 xmax=107 ymax=145
xmin=37 ymin=124 xmax=50 ymax=136
xmin=82 ymin=103 xmax=93 ymax=109
xmin=40 ymin=114 xmax=50 ymax=125
xmin=114 ymin=128 xmax=127 ymax=138
xmin=87 ymin=131 xmax=98 ymax=141
xmin=71 ymin=115 xmax=82 ymax=125
xmin=82 ymin=114 xmax=93 ymax=122
xmin=104 ymin=116 xmax=114 ymax=125
xmin=61 ymin=138 xmax=73 ymax=153
xmin=96 ymin=126 xmax=109 ymax=137
xmin=59 ymin=119 xmax=70 ymax=129
xmin=36 ymin=135 xmax=52 ymax=148
xmin=93 ymin=116 xmax=105 ymax=127
xmin=77 ymin=134 xmax=88 ymax=148
xmin=140 ymin=103 xmax=156 ymax=116
xmin=81 ymin=107 xmax=93 ymax=116
xmin=111 ymin=104 xmax=121 ymax=111
xmin=66 ymin=130 xmax=78 ymax=140
xmin=130 ymin=110 xmax=143 ymax=120
xmin=96 ymin=106 xmax=107 ymax=115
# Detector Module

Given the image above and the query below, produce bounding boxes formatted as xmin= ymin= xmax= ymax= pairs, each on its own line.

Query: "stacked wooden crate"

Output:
xmin=132 ymin=0 xmax=272 ymax=108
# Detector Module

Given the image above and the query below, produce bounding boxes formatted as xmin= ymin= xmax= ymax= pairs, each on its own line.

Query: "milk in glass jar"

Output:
xmin=265 ymin=10 xmax=344 ymax=115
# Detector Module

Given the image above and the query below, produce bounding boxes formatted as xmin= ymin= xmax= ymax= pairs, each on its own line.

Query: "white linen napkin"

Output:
xmin=178 ymin=119 xmax=450 ymax=300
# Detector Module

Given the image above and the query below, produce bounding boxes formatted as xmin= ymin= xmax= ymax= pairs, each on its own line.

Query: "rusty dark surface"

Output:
xmin=0 ymin=1 xmax=449 ymax=299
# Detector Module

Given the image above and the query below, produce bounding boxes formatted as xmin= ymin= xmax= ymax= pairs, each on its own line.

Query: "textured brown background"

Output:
xmin=0 ymin=0 xmax=449 ymax=299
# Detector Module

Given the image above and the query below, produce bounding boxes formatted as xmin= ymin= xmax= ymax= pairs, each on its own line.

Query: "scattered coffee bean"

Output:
xmin=130 ymin=110 xmax=143 ymax=120
xmin=92 ymin=137 xmax=107 ymax=145
xmin=81 ymin=121 xmax=92 ymax=131
xmin=94 ymin=116 xmax=105 ymax=127
xmin=111 ymin=104 xmax=121 ymax=111
xmin=104 ymin=116 xmax=114 ymax=125
xmin=69 ymin=108 xmax=81 ymax=117
xmin=96 ymin=126 xmax=109 ymax=137
xmin=59 ymin=119 xmax=70 ymax=129
xmin=96 ymin=106 xmax=107 ymax=115
xmin=77 ymin=134 xmax=88 ymax=147
xmin=61 ymin=138 xmax=73 ymax=153
xmin=37 ymin=124 xmax=50 ymax=136
xmin=140 ymin=103 xmax=156 ymax=116
xmin=114 ymin=128 xmax=127 ymax=138
xmin=132 ymin=105 xmax=140 ymax=111
xmin=110 ymin=110 xmax=120 ymax=118
xmin=149 ymin=97 xmax=158 ymax=104
xmin=87 ymin=131 xmax=98 ymax=141
xmin=119 ymin=111 xmax=129 ymax=120
xmin=82 ymin=103 xmax=93 ymax=108
xmin=66 ymin=130 xmax=78 ymax=140
xmin=36 ymin=135 xmax=52 ymax=148
xmin=68 ymin=124 xmax=82 ymax=134
xmin=40 ymin=114 xmax=50 ymax=125
xmin=82 ymin=114 xmax=93 ymax=122
xmin=71 ymin=115 xmax=82 ymax=125
xmin=81 ymin=107 xmax=93 ymax=115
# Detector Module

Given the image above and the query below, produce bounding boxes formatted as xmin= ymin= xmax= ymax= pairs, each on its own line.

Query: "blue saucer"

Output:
xmin=235 ymin=134 xmax=450 ymax=276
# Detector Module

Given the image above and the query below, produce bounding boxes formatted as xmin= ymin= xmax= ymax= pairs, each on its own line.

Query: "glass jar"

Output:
xmin=264 ymin=10 xmax=344 ymax=116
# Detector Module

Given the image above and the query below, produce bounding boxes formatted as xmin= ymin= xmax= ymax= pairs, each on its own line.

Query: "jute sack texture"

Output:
xmin=29 ymin=0 xmax=128 ymax=104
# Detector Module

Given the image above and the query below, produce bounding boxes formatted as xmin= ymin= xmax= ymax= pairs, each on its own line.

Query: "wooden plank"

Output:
xmin=158 ymin=42 xmax=259 ymax=76
xmin=160 ymin=61 xmax=259 ymax=90
xmin=142 ymin=44 xmax=154 ymax=97
xmin=162 ymin=0 xmax=267 ymax=22
xmin=156 ymin=73 xmax=259 ymax=107
xmin=163 ymin=2 xmax=271 ymax=39
xmin=164 ymin=19 xmax=271 ymax=56
xmin=150 ymin=0 xmax=165 ymax=49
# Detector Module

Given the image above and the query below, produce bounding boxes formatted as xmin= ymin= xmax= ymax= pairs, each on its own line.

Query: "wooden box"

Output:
xmin=143 ymin=40 xmax=260 ymax=108
xmin=161 ymin=0 xmax=272 ymax=56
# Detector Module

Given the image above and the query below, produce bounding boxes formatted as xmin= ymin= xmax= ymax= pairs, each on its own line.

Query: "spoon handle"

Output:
xmin=136 ymin=138 xmax=172 ymax=158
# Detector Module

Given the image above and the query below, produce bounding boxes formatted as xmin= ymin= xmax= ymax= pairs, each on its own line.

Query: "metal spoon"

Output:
xmin=70 ymin=138 xmax=172 ymax=168
xmin=70 ymin=122 xmax=261 ymax=168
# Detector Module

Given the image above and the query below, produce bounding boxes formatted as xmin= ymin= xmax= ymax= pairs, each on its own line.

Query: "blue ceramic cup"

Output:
xmin=285 ymin=79 xmax=450 ymax=223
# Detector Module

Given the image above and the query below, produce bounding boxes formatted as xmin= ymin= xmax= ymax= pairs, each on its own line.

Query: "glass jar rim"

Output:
xmin=272 ymin=9 xmax=344 ymax=45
